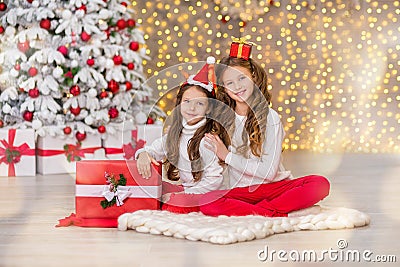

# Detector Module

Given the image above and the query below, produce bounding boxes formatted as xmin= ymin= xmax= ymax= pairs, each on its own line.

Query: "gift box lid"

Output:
xmin=76 ymin=160 xmax=161 ymax=186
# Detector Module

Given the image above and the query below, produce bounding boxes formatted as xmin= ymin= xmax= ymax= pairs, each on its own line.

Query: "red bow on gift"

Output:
xmin=37 ymin=142 xmax=101 ymax=162
xmin=64 ymin=143 xmax=86 ymax=162
xmin=0 ymin=129 xmax=35 ymax=176
xmin=122 ymin=139 xmax=146 ymax=160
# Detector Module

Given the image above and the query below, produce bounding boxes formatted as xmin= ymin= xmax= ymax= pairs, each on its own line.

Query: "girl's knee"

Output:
xmin=311 ymin=175 xmax=330 ymax=197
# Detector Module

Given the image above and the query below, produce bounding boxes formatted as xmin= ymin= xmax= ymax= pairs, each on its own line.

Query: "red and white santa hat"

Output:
xmin=185 ymin=56 xmax=216 ymax=93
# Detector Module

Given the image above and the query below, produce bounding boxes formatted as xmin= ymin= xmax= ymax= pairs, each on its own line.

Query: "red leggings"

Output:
xmin=161 ymin=181 xmax=203 ymax=214
xmin=199 ymin=175 xmax=330 ymax=217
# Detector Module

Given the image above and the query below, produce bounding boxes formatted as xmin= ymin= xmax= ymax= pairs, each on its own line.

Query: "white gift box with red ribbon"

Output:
xmin=36 ymin=133 xmax=102 ymax=175
xmin=136 ymin=124 xmax=164 ymax=146
xmin=103 ymin=125 xmax=164 ymax=160
xmin=0 ymin=128 xmax=36 ymax=177
xmin=103 ymin=129 xmax=134 ymax=160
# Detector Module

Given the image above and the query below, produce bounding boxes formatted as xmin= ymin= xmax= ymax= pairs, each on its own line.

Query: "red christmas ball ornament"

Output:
xmin=107 ymin=79 xmax=119 ymax=93
xmin=0 ymin=119 xmax=4 ymax=128
xmin=99 ymin=91 xmax=108 ymax=99
xmin=113 ymin=54 xmax=123 ymax=65
xmin=17 ymin=41 xmax=30 ymax=53
xmin=125 ymin=81 xmax=132 ymax=91
xmin=28 ymin=88 xmax=40 ymax=98
xmin=116 ymin=19 xmax=127 ymax=30
xmin=0 ymin=2 xmax=7 ymax=11
xmin=127 ymin=19 xmax=136 ymax=28
xmin=121 ymin=2 xmax=127 ymax=7
xmin=63 ymin=126 xmax=72 ymax=135
xmin=81 ymin=31 xmax=91 ymax=42
xmin=76 ymin=131 xmax=87 ymax=142
xmin=129 ymin=41 xmax=139 ymax=51
xmin=0 ymin=26 xmax=5 ymax=34
xmin=23 ymin=111 xmax=34 ymax=122
xmin=98 ymin=125 xmax=106 ymax=133
xmin=57 ymin=45 xmax=68 ymax=56
xmin=28 ymin=67 xmax=38 ymax=77
xmin=146 ymin=117 xmax=154 ymax=124
xmin=14 ymin=63 xmax=21 ymax=71
xmin=70 ymin=85 xmax=80 ymax=96
xmin=87 ymin=58 xmax=95 ymax=66
xmin=70 ymin=106 xmax=81 ymax=116
xmin=26 ymin=0 xmax=33 ymax=3
xmin=40 ymin=19 xmax=51 ymax=30
xmin=108 ymin=107 xmax=119 ymax=119
xmin=127 ymin=62 xmax=135 ymax=70
xmin=19 ymin=87 xmax=25 ymax=93
xmin=77 ymin=5 xmax=87 ymax=13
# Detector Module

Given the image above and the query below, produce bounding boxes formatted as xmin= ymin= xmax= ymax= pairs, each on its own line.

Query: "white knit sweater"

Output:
xmin=135 ymin=118 xmax=224 ymax=194
xmin=224 ymin=108 xmax=292 ymax=188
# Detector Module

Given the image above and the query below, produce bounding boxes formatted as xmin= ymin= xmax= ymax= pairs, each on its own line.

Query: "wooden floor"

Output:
xmin=1 ymin=152 xmax=399 ymax=267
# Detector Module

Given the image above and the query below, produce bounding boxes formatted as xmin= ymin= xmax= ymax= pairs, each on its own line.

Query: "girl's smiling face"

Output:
xmin=221 ymin=65 xmax=254 ymax=104
xmin=180 ymin=86 xmax=209 ymax=125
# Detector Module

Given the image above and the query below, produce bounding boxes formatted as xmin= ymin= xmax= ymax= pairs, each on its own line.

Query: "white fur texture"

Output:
xmin=118 ymin=206 xmax=370 ymax=244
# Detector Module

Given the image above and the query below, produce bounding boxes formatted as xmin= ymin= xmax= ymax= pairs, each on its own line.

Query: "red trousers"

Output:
xmin=161 ymin=181 xmax=202 ymax=213
xmin=199 ymin=175 xmax=330 ymax=217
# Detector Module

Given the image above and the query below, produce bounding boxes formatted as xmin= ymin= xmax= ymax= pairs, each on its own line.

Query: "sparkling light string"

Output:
xmin=131 ymin=0 xmax=400 ymax=153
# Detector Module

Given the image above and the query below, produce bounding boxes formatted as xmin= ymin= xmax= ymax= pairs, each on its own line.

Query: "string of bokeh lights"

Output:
xmin=131 ymin=0 xmax=399 ymax=153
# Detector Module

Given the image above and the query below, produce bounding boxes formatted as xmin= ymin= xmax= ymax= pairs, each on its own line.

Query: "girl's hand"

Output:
xmin=137 ymin=152 xmax=159 ymax=179
xmin=161 ymin=193 xmax=173 ymax=203
xmin=204 ymin=133 xmax=229 ymax=161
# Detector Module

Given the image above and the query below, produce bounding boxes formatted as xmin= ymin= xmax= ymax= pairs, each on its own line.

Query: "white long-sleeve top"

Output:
xmin=135 ymin=118 xmax=225 ymax=194
xmin=225 ymin=108 xmax=292 ymax=188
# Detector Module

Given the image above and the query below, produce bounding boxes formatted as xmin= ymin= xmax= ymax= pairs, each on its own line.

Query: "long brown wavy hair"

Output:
xmin=164 ymin=84 xmax=230 ymax=182
xmin=215 ymin=57 xmax=271 ymax=157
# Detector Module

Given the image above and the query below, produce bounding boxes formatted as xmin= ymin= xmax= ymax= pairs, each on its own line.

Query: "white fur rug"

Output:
xmin=118 ymin=206 xmax=370 ymax=245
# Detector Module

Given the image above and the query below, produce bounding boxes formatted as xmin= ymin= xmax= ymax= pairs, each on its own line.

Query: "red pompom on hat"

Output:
xmin=185 ymin=56 xmax=216 ymax=93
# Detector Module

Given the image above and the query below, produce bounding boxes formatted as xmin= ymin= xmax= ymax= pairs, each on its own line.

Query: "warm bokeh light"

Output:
xmin=131 ymin=0 xmax=400 ymax=153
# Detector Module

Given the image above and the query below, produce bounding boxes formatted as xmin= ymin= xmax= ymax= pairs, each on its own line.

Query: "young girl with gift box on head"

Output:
xmin=200 ymin=39 xmax=330 ymax=217
xmin=135 ymin=57 xmax=230 ymax=214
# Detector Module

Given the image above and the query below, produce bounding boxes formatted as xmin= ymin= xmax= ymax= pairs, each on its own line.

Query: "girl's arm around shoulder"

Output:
xmin=225 ymin=110 xmax=285 ymax=182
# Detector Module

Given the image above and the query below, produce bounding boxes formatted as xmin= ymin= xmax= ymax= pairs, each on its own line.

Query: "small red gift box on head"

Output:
xmin=229 ymin=41 xmax=253 ymax=60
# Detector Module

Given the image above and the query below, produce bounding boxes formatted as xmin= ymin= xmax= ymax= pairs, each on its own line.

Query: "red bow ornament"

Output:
xmin=0 ymin=129 xmax=35 ymax=176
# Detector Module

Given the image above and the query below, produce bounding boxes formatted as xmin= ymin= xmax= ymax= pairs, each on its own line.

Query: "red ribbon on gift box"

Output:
xmin=0 ymin=129 xmax=35 ymax=176
xmin=37 ymin=142 xmax=101 ymax=162
xmin=104 ymin=129 xmax=146 ymax=159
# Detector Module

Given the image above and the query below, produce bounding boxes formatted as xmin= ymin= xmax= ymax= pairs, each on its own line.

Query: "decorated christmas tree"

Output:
xmin=0 ymin=0 xmax=163 ymax=141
